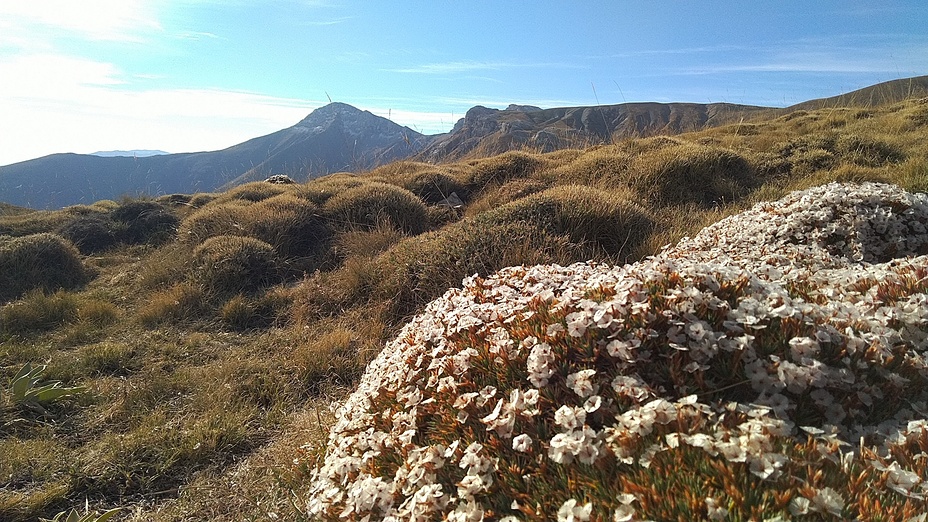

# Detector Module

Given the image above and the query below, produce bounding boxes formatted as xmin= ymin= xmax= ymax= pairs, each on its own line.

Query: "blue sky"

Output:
xmin=1 ymin=1 xmax=926 ymax=166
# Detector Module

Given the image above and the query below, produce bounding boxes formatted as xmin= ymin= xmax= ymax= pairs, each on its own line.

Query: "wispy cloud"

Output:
xmin=386 ymin=60 xmax=585 ymax=74
xmin=300 ymin=16 xmax=354 ymax=26
xmin=175 ymin=30 xmax=221 ymax=40
xmin=0 ymin=1 xmax=162 ymax=42
xmin=0 ymin=53 xmax=323 ymax=164
xmin=0 ymin=52 xmax=467 ymax=164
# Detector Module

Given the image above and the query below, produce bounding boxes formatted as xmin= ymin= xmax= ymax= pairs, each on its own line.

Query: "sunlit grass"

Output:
xmin=2 ymin=95 xmax=928 ymax=520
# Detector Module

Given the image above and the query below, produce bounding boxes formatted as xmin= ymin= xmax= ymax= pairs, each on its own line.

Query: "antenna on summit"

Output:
xmin=325 ymin=91 xmax=333 ymax=104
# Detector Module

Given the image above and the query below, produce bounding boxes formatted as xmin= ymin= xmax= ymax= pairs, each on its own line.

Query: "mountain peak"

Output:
xmin=296 ymin=102 xmax=366 ymax=127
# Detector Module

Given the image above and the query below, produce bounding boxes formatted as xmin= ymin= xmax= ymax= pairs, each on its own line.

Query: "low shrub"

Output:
xmin=194 ymin=236 xmax=280 ymax=295
xmin=324 ymin=182 xmax=428 ymax=235
xmin=0 ymin=234 xmax=91 ymax=303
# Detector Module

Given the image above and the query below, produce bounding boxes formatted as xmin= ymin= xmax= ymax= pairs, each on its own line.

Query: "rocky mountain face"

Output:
xmin=417 ymin=75 xmax=928 ymax=162
xmin=418 ymin=102 xmax=769 ymax=161
xmin=0 ymin=103 xmax=424 ymax=209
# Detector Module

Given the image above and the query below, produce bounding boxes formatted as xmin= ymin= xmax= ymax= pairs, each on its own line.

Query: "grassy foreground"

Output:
xmin=1 ymin=96 xmax=927 ymax=520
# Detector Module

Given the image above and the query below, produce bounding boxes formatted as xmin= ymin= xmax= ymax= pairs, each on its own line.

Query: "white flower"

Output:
xmin=512 ymin=433 xmax=532 ymax=452
xmin=583 ymin=395 xmax=602 ymax=413
xmin=527 ymin=342 xmax=557 ymax=387
xmin=705 ymin=497 xmax=728 ymax=520
xmin=810 ymin=487 xmax=845 ymax=516
xmin=557 ymin=499 xmax=592 ymax=522
xmin=554 ymin=405 xmax=586 ymax=430
xmin=613 ymin=505 xmax=635 ymax=522
xmin=566 ymin=369 xmax=597 ymax=398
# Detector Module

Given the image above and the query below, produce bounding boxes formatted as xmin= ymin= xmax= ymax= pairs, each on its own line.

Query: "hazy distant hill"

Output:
xmin=91 ymin=150 xmax=171 ymax=158
xmin=0 ymin=103 xmax=424 ymax=209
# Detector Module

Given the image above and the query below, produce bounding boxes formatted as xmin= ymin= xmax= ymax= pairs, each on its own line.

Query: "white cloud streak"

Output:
xmin=0 ymin=1 xmax=162 ymax=41
xmin=0 ymin=53 xmax=460 ymax=165
xmin=386 ymin=60 xmax=585 ymax=74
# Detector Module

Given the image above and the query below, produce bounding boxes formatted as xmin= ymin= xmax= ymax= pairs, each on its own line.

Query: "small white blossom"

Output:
xmin=512 ymin=434 xmax=532 ymax=452
xmin=557 ymin=499 xmax=592 ymax=522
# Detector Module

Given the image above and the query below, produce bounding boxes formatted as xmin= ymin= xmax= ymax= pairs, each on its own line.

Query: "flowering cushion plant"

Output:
xmin=307 ymin=182 xmax=928 ymax=521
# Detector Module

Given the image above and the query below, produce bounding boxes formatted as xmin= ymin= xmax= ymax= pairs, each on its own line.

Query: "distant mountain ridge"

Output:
xmin=0 ymin=103 xmax=424 ymax=209
xmin=417 ymin=101 xmax=768 ymax=161
xmin=2 ymin=76 xmax=927 ymax=209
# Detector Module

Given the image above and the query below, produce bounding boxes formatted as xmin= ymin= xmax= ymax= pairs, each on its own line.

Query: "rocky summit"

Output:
xmin=308 ymin=182 xmax=928 ymax=520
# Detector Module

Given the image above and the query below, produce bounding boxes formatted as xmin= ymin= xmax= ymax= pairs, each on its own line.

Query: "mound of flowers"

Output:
xmin=306 ymin=182 xmax=928 ymax=520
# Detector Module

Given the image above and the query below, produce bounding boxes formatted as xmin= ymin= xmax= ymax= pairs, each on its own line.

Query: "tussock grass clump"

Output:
xmin=193 ymin=236 xmax=280 ymax=295
xmin=188 ymin=193 xmax=218 ymax=208
xmin=395 ymin=170 xmax=466 ymax=205
xmin=179 ymin=194 xmax=330 ymax=261
xmin=462 ymin=151 xmax=544 ymax=191
xmin=834 ymin=133 xmax=905 ymax=167
xmin=299 ymin=173 xmax=370 ymax=205
xmin=324 ymin=181 xmax=428 ymax=235
xmin=219 ymin=291 xmax=288 ymax=330
xmin=333 ymin=221 xmax=405 ymax=259
xmin=294 ymin=327 xmax=369 ymax=395
xmin=112 ymin=200 xmax=179 ymax=245
xmin=177 ymin=204 xmax=244 ymax=244
xmin=0 ymin=234 xmax=91 ymax=303
xmin=0 ymin=205 xmax=106 ymax=237
xmin=478 ymin=185 xmax=654 ymax=260
xmin=774 ymin=133 xmax=905 ymax=175
xmin=246 ymin=194 xmax=331 ymax=259
xmin=465 ymin=179 xmax=549 ymax=217
xmin=77 ymin=342 xmax=138 ymax=377
xmin=294 ymin=220 xmax=581 ymax=326
xmin=627 ymin=142 xmax=757 ymax=206
xmin=1 ymin=290 xmax=80 ymax=335
xmin=57 ymin=214 xmax=123 ymax=254
xmin=136 ymin=281 xmax=207 ymax=326
xmin=213 ymin=181 xmax=291 ymax=204
xmin=307 ymin=183 xmax=928 ymax=521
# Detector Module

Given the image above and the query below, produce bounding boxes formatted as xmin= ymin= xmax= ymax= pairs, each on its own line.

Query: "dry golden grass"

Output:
xmin=3 ymin=95 xmax=928 ymax=521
